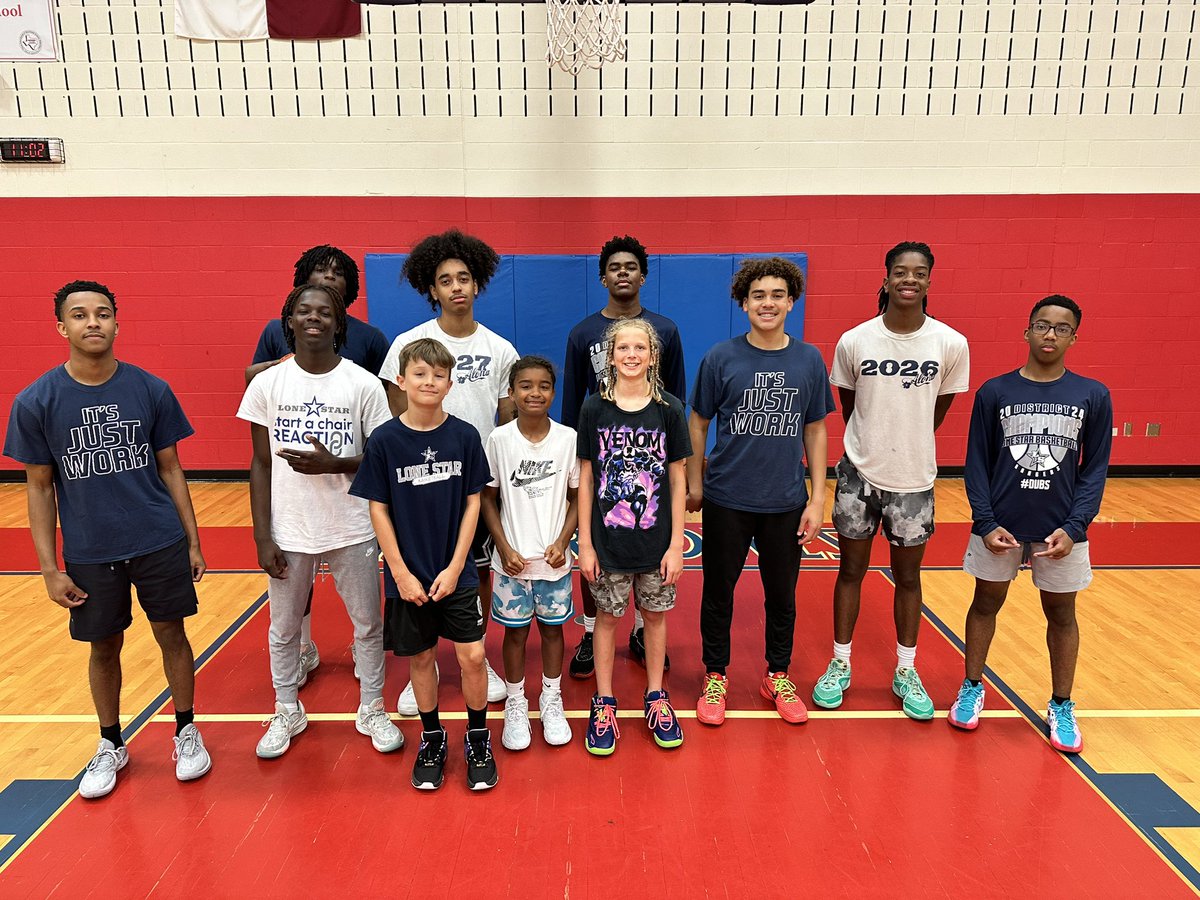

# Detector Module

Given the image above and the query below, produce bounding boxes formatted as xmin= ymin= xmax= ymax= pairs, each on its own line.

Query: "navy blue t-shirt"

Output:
xmin=252 ymin=316 xmax=390 ymax=377
xmin=349 ymin=414 xmax=489 ymax=594
xmin=964 ymin=369 xmax=1112 ymax=544
xmin=691 ymin=335 xmax=836 ymax=513
xmin=561 ymin=310 xmax=687 ymax=429
xmin=4 ymin=363 xmax=194 ymax=564
xmin=577 ymin=392 xmax=691 ymax=573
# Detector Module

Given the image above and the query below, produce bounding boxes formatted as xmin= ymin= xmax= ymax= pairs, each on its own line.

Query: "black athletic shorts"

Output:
xmin=384 ymin=584 xmax=485 ymax=656
xmin=65 ymin=537 xmax=198 ymax=642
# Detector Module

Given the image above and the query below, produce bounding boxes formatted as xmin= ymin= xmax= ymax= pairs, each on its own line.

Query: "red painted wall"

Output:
xmin=5 ymin=194 xmax=1198 ymax=472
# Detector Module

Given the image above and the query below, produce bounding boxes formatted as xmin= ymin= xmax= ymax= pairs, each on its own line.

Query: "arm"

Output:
xmin=155 ymin=444 xmax=206 ymax=581
xmin=933 ymin=392 xmax=958 ymax=431
xmin=798 ymin=418 xmax=828 ymax=545
xmin=25 ymin=464 xmax=87 ymax=608
xmin=430 ymin=493 xmax=480 ymax=601
xmin=659 ymin=460 xmax=688 ymax=585
xmin=497 ymin=396 xmax=517 ymax=426
xmin=482 ymin=485 xmax=525 ymax=576
xmin=1044 ymin=388 xmax=1114 ymax=557
xmin=276 ymin=435 xmax=362 ymax=475
xmin=545 ymin=486 xmax=579 ymax=569
xmin=837 ymin=387 xmax=855 ymax=425
xmin=663 ymin=329 xmax=688 ymax=401
xmin=249 ymin=423 xmax=287 ymax=579
xmin=963 ymin=389 xmax=1018 ymax=553
xmin=686 ymin=411 xmax=710 ymax=512
xmin=385 ymin=382 xmax=408 ymax=419
xmin=560 ymin=333 xmax=585 ymax=430
xmin=575 ymin=459 xmax=599 ymax=582
xmin=370 ymin=500 xmax=429 ymax=604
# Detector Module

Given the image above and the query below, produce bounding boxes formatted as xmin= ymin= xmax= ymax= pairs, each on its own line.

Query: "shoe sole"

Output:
xmin=542 ymin=729 xmax=573 ymax=746
xmin=411 ymin=776 xmax=444 ymax=790
xmin=256 ymin=719 xmax=308 ymax=759
xmin=357 ymin=721 xmax=405 ymax=753
xmin=80 ymin=754 xmax=129 ymax=799
xmin=569 ymin=667 xmax=595 ymax=680
xmin=502 ymin=734 xmax=531 ymax=751
xmin=948 ymin=713 xmax=979 ymax=731
xmin=760 ymin=686 xmax=809 ymax=723
xmin=468 ymin=776 xmax=499 ymax=791
xmin=176 ymin=755 xmax=212 ymax=782
xmin=652 ymin=735 xmax=684 ymax=749
xmin=586 ymin=743 xmax=617 ymax=757
xmin=1050 ymin=736 xmax=1083 ymax=753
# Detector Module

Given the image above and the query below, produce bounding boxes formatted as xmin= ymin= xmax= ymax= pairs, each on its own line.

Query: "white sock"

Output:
xmin=834 ymin=641 xmax=852 ymax=663
xmin=300 ymin=615 xmax=312 ymax=646
xmin=542 ymin=674 xmax=561 ymax=695
xmin=896 ymin=643 xmax=916 ymax=670
xmin=281 ymin=701 xmax=299 ymax=713
xmin=583 ymin=615 xmax=596 ymax=634
xmin=633 ymin=607 xmax=645 ymax=630
xmin=506 ymin=679 xmax=525 ymax=699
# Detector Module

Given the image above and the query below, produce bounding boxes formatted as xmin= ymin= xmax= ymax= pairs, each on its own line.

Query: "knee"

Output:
xmin=90 ymin=634 xmax=123 ymax=665
xmin=891 ymin=568 xmax=923 ymax=594
xmin=503 ymin=625 xmax=531 ymax=646
xmin=410 ymin=648 xmax=437 ymax=673
xmin=1041 ymin=595 xmax=1077 ymax=627
xmin=836 ymin=559 xmax=869 ymax=584
xmin=456 ymin=642 xmax=485 ymax=669
xmin=640 ymin=609 xmax=665 ymax=627
xmin=151 ymin=621 xmax=190 ymax=654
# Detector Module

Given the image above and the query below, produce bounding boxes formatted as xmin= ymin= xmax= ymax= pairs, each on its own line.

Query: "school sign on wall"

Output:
xmin=1 ymin=0 xmax=57 ymax=61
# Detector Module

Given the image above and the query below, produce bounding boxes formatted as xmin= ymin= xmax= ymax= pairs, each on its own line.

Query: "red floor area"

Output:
xmin=2 ymin=524 xmax=1195 ymax=896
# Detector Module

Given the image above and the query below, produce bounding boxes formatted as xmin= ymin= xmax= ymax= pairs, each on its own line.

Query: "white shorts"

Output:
xmin=962 ymin=533 xmax=1093 ymax=593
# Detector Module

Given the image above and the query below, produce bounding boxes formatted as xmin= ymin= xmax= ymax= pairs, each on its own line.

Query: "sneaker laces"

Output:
xmin=592 ymin=701 xmax=620 ymax=739
xmin=541 ymin=692 xmax=564 ymax=717
xmin=1051 ymin=700 xmax=1078 ymax=734
xmin=646 ymin=697 xmax=676 ymax=731
xmin=504 ymin=699 xmax=528 ymax=727
xmin=173 ymin=727 xmax=199 ymax=761
xmin=767 ymin=673 xmax=799 ymax=702
xmin=902 ymin=668 xmax=929 ymax=701
xmin=466 ymin=733 xmax=492 ymax=765
xmin=702 ymin=675 xmax=726 ymax=705
xmin=86 ymin=745 xmax=120 ymax=773
xmin=958 ymin=682 xmax=984 ymax=710
xmin=361 ymin=705 xmax=392 ymax=734
xmin=262 ymin=710 xmax=292 ymax=738
xmin=416 ymin=732 xmax=445 ymax=765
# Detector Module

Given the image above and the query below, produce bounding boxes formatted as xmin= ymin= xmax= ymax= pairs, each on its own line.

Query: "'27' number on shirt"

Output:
xmin=860 ymin=359 xmax=940 ymax=377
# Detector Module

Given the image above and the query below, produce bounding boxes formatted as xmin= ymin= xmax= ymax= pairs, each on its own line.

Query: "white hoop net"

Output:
xmin=545 ymin=0 xmax=626 ymax=75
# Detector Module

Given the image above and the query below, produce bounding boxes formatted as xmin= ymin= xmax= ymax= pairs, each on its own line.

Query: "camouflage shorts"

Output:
xmin=832 ymin=456 xmax=935 ymax=547
xmin=591 ymin=569 xmax=675 ymax=617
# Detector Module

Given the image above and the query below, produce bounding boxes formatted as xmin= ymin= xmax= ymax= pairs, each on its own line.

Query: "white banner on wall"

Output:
xmin=1 ymin=0 xmax=58 ymax=61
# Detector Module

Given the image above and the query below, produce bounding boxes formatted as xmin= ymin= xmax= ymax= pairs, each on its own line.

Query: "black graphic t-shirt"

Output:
xmin=964 ymin=369 xmax=1112 ymax=543
xmin=576 ymin=392 xmax=691 ymax=573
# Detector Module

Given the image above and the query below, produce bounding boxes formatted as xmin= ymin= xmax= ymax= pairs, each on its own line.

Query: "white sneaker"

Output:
xmin=256 ymin=701 xmax=308 ymax=759
xmin=539 ymin=691 xmax=573 ymax=746
xmin=501 ymin=695 xmax=531 ymax=750
xmin=357 ymin=698 xmax=404 ymax=753
xmin=297 ymin=641 xmax=320 ymax=688
xmin=485 ymin=659 xmax=506 ymax=704
xmin=173 ymin=723 xmax=212 ymax=781
xmin=397 ymin=663 xmax=438 ymax=716
xmin=79 ymin=738 xmax=128 ymax=799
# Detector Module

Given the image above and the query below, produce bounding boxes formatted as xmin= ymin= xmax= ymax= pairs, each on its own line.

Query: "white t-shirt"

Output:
xmin=484 ymin=419 xmax=580 ymax=581
xmin=379 ymin=319 xmax=519 ymax=445
xmin=830 ymin=315 xmax=970 ymax=493
xmin=237 ymin=358 xmax=392 ymax=554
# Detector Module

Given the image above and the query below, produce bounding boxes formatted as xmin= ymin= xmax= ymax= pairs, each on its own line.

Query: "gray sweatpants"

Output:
xmin=268 ymin=538 xmax=385 ymax=705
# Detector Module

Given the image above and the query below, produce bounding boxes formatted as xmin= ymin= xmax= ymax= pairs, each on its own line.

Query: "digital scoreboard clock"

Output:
xmin=0 ymin=138 xmax=65 ymax=163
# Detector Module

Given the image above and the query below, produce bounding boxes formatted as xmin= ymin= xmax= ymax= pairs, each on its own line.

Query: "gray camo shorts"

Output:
xmin=832 ymin=456 xmax=935 ymax=548
xmin=591 ymin=569 xmax=675 ymax=617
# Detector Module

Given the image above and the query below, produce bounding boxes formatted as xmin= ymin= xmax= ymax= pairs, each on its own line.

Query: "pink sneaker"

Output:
xmin=696 ymin=673 xmax=728 ymax=726
xmin=760 ymin=671 xmax=808 ymax=724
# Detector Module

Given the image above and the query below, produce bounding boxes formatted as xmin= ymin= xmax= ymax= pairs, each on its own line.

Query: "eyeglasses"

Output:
xmin=1030 ymin=321 xmax=1075 ymax=338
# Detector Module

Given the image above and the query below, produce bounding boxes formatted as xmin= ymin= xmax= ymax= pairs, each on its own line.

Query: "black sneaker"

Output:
xmin=569 ymin=632 xmax=595 ymax=679
xmin=411 ymin=728 xmax=448 ymax=791
xmin=464 ymin=729 xmax=498 ymax=791
xmin=629 ymin=627 xmax=671 ymax=672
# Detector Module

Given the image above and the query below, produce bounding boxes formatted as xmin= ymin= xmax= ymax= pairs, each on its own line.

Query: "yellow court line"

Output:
xmin=5 ymin=709 xmax=1200 ymax=726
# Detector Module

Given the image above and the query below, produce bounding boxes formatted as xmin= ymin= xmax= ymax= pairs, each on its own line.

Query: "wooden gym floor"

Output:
xmin=0 ymin=479 xmax=1197 ymax=897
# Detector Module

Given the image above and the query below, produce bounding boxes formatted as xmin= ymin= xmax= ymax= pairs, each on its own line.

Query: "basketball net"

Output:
xmin=545 ymin=0 xmax=626 ymax=75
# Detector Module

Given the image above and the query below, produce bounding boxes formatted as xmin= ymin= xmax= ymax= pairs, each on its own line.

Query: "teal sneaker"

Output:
xmin=812 ymin=658 xmax=851 ymax=709
xmin=948 ymin=679 xmax=985 ymax=730
xmin=892 ymin=667 xmax=935 ymax=720
xmin=1047 ymin=699 xmax=1083 ymax=753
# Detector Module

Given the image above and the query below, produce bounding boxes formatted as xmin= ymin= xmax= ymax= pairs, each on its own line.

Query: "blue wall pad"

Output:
xmin=365 ymin=252 xmax=808 ymax=422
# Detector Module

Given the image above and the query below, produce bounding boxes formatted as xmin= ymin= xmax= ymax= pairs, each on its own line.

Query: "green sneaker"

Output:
xmin=892 ymin=667 xmax=935 ymax=720
xmin=812 ymin=658 xmax=851 ymax=709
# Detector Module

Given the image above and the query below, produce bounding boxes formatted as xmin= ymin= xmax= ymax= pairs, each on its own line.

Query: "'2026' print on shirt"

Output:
xmin=859 ymin=359 xmax=940 ymax=389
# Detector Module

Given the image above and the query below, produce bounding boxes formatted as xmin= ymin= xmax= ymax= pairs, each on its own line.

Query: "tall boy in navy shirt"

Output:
xmin=688 ymin=258 xmax=835 ymax=726
xmin=950 ymin=295 xmax=1112 ymax=754
xmin=4 ymin=280 xmax=212 ymax=799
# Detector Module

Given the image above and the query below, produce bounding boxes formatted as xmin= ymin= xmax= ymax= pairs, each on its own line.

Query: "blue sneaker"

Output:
xmin=644 ymin=689 xmax=684 ymax=749
xmin=586 ymin=695 xmax=620 ymax=756
xmin=948 ymin=680 xmax=985 ymax=730
xmin=1047 ymin=699 xmax=1083 ymax=753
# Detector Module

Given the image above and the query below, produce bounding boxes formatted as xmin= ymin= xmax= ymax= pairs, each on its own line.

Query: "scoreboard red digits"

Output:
xmin=0 ymin=138 xmax=64 ymax=163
